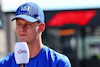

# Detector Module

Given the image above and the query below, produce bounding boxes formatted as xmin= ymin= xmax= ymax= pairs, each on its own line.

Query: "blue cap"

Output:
xmin=11 ymin=2 xmax=44 ymax=23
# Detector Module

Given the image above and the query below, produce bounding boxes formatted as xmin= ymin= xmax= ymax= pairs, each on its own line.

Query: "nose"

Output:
xmin=20 ymin=25 xmax=26 ymax=32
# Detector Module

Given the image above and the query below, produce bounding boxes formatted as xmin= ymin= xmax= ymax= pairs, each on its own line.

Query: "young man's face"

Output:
xmin=16 ymin=18 xmax=40 ymax=44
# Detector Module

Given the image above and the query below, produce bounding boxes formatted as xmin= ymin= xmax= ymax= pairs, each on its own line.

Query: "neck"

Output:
xmin=28 ymin=35 xmax=43 ymax=58
xmin=28 ymin=43 xmax=43 ymax=58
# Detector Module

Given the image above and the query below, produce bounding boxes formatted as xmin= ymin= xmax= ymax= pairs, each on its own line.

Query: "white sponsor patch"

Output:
xmin=21 ymin=6 xmax=30 ymax=11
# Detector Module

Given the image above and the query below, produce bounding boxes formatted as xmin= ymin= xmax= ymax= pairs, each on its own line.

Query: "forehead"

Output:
xmin=16 ymin=18 xmax=38 ymax=23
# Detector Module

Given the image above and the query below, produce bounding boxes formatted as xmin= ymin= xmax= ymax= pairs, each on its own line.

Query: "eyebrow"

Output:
xmin=16 ymin=20 xmax=29 ymax=23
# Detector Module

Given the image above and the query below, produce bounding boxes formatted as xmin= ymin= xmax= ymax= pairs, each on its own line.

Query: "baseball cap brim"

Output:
xmin=11 ymin=15 xmax=38 ymax=23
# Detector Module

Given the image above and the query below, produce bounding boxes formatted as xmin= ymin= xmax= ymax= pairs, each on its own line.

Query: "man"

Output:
xmin=0 ymin=2 xmax=71 ymax=67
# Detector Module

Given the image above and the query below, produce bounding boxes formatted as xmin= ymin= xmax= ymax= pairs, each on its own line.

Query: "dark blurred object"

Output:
xmin=81 ymin=59 xmax=100 ymax=67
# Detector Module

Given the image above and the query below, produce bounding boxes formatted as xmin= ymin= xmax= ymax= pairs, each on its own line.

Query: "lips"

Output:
xmin=20 ymin=34 xmax=27 ymax=37
xmin=18 ymin=34 xmax=27 ymax=42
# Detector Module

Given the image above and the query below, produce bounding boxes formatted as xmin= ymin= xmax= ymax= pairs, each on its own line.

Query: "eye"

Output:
xmin=17 ymin=23 xmax=21 ymax=25
xmin=27 ymin=24 xmax=31 ymax=25
xmin=27 ymin=23 xmax=33 ymax=26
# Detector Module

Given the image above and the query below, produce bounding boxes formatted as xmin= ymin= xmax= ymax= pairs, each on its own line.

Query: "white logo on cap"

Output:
xmin=21 ymin=6 xmax=30 ymax=11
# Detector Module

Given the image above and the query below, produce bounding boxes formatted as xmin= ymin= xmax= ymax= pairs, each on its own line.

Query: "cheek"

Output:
xmin=16 ymin=26 xmax=23 ymax=38
xmin=30 ymin=27 xmax=39 ymax=33
xmin=16 ymin=26 xmax=19 ymax=31
xmin=16 ymin=27 xmax=20 ymax=32
xmin=28 ymin=27 xmax=39 ymax=37
xmin=27 ymin=28 xmax=35 ymax=35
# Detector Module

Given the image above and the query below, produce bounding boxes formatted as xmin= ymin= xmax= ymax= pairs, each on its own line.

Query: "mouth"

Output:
xmin=20 ymin=34 xmax=27 ymax=37
xmin=18 ymin=33 xmax=28 ymax=42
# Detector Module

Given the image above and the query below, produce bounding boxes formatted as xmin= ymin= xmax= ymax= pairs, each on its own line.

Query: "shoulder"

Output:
xmin=43 ymin=45 xmax=71 ymax=67
xmin=55 ymin=53 xmax=71 ymax=67
xmin=0 ymin=52 xmax=14 ymax=65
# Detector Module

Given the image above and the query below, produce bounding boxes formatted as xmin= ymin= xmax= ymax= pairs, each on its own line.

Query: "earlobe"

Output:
xmin=39 ymin=23 xmax=45 ymax=32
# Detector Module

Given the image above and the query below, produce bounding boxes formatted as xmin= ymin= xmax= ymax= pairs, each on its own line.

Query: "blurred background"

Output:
xmin=0 ymin=0 xmax=100 ymax=67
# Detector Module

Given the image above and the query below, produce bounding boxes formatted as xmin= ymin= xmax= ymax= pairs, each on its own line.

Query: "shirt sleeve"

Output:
xmin=57 ymin=56 xmax=71 ymax=67
xmin=64 ymin=63 xmax=71 ymax=67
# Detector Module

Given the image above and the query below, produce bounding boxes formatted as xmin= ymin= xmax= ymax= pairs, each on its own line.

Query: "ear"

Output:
xmin=39 ymin=23 xmax=45 ymax=33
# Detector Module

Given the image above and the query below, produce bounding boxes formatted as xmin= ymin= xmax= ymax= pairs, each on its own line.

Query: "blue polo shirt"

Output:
xmin=0 ymin=45 xmax=71 ymax=67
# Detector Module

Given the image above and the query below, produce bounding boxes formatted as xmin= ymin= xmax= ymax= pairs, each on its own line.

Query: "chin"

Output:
xmin=19 ymin=39 xmax=27 ymax=42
